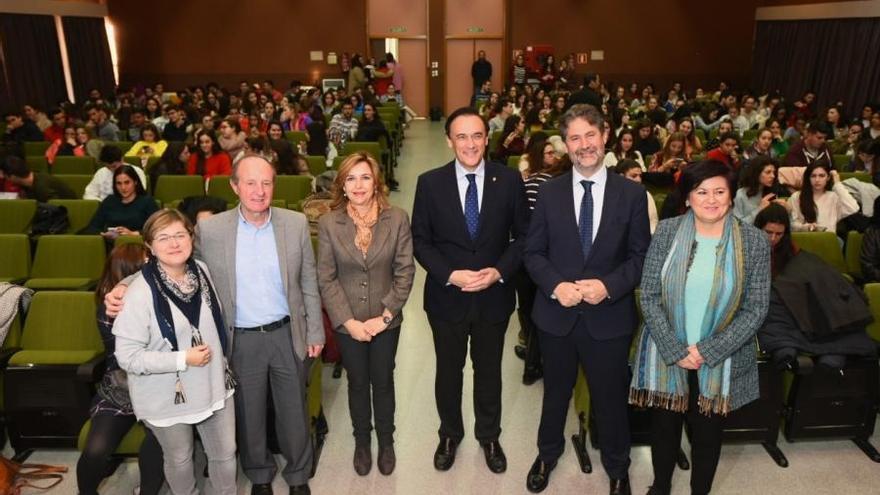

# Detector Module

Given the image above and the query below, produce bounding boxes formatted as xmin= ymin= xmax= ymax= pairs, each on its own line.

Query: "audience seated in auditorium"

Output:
xmin=849 ymin=139 xmax=880 ymax=173
xmin=81 ymin=165 xmax=158 ymax=237
xmin=733 ymin=155 xmax=789 ymax=224
xmin=861 ymin=109 xmax=880 ymax=141
xmin=633 ymin=119 xmax=661 ymax=158
xmin=328 ymin=101 xmax=359 ymax=149
xmin=488 ymin=98 xmax=513 ymax=135
xmin=706 ymin=131 xmax=741 ymax=170
xmin=354 ymin=103 xmax=389 ymax=143
xmin=615 ymin=159 xmax=658 ymax=233
xmin=603 ymin=128 xmax=645 ymax=170
xmin=45 ymin=125 xmax=89 ymax=165
xmin=743 ymin=128 xmax=775 ymax=160
xmin=148 ymin=141 xmax=189 ymax=190
xmin=160 ymin=105 xmax=189 ymax=142
xmin=85 ymin=145 xmax=147 ymax=201
xmin=43 ymin=108 xmax=67 ymax=142
xmin=788 ymin=160 xmax=858 ymax=233
xmin=0 ymin=155 xmax=76 ymax=201
xmin=86 ymin=104 xmax=120 ymax=142
xmin=187 ymin=130 xmax=232 ymax=179
xmin=494 ymin=115 xmax=526 ymax=163
xmin=3 ymin=110 xmax=44 ymax=155
xmin=649 ymin=132 xmax=688 ymax=173
xmin=125 ymin=124 xmax=168 ymax=160
xmin=784 ymin=120 xmax=832 ymax=168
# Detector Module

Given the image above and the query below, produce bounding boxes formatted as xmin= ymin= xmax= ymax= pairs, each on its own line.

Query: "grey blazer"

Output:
xmin=195 ymin=207 xmax=325 ymax=360
xmin=316 ymin=206 xmax=415 ymax=333
xmin=639 ymin=215 xmax=771 ymax=411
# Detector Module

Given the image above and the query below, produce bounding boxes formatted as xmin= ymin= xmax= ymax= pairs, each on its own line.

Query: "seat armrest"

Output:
xmin=0 ymin=347 xmax=22 ymax=369
xmin=76 ymin=353 xmax=106 ymax=382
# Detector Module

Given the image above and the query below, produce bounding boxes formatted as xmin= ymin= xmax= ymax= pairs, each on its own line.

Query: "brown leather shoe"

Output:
xmin=377 ymin=444 xmax=396 ymax=475
xmin=353 ymin=445 xmax=372 ymax=476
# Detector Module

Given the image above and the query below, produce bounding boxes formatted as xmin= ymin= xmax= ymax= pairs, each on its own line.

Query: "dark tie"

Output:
xmin=579 ymin=180 xmax=594 ymax=259
xmin=465 ymin=173 xmax=479 ymax=240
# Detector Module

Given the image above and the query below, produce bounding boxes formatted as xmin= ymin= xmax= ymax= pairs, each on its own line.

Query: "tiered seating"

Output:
xmin=0 ymin=199 xmax=36 ymax=234
xmin=53 ymin=156 xmax=97 ymax=174
xmin=55 ymin=174 xmax=93 ymax=197
xmin=275 ymin=176 xmax=313 ymax=210
xmin=4 ymin=291 xmax=104 ymax=451
xmin=47 ymin=199 xmax=100 ymax=234
xmin=0 ymin=234 xmax=31 ymax=283
xmin=153 ymin=175 xmax=205 ymax=207
xmin=25 ymin=235 xmax=105 ymax=290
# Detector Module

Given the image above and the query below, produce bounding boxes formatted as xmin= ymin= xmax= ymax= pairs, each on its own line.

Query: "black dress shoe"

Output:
xmin=353 ymin=444 xmax=372 ymax=475
xmin=377 ymin=444 xmax=396 ymax=475
xmin=610 ymin=478 xmax=631 ymax=495
xmin=645 ymin=486 xmax=669 ymax=495
xmin=332 ymin=362 xmax=343 ymax=378
xmin=514 ymin=345 xmax=527 ymax=360
xmin=526 ymin=457 xmax=557 ymax=493
xmin=290 ymin=484 xmax=310 ymax=495
xmin=252 ymin=483 xmax=273 ymax=495
xmin=480 ymin=440 xmax=507 ymax=473
xmin=522 ymin=366 xmax=543 ymax=385
xmin=433 ymin=437 xmax=458 ymax=471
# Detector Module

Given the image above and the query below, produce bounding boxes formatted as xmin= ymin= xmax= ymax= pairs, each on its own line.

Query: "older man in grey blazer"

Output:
xmin=106 ymin=155 xmax=324 ymax=495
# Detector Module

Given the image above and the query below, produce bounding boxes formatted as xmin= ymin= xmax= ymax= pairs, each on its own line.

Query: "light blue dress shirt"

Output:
xmin=234 ymin=207 xmax=290 ymax=327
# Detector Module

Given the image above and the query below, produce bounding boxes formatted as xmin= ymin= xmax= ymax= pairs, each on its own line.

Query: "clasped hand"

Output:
xmin=345 ymin=316 xmax=388 ymax=342
xmin=677 ymin=345 xmax=704 ymax=370
xmin=449 ymin=268 xmax=502 ymax=292
xmin=553 ymin=279 xmax=609 ymax=307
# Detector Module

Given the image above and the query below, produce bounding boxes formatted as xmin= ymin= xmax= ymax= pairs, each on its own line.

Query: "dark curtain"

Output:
xmin=751 ymin=17 xmax=880 ymax=119
xmin=62 ymin=16 xmax=114 ymax=104
xmin=0 ymin=14 xmax=67 ymax=109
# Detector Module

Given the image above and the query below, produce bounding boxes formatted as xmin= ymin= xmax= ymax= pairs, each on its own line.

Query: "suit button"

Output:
xmin=359 ymin=296 xmax=367 ymax=302
xmin=360 ymin=282 xmax=367 ymax=287
xmin=362 ymin=267 xmax=367 ymax=272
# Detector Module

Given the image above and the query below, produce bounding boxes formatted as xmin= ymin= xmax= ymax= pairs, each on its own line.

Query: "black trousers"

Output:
xmin=76 ymin=413 xmax=165 ymax=495
xmin=336 ymin=326 xmax=401 ymax=447
xmin=650 ymin=370 xmax=723 ymax=495
xmin=537 ymin=325 xmax=632 ymax=480
xmin=514 ymin=268 xmax=542 ymax=373
xmin=428 ymin=307 xmax=509 ymax=443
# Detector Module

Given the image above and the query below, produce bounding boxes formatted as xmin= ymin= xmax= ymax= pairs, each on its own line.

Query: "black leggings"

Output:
xmin=76 ymin=414 xmax=165 ymax=495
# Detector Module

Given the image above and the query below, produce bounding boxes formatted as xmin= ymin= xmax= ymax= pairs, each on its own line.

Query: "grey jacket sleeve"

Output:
xmin=298 ymin=215 xmax=326 ymax=347
xmin=381 ymin=209 xmax=415 ymax=316
xmin=316 ymin=216 xmax=356 ymax=328
xmin=696 ymin=225 xmax=772 ymax=367
xmin=639 ymin=218 xmax=690 ymax=364
xmin=112 ymin=281 xmax=181 ymax=375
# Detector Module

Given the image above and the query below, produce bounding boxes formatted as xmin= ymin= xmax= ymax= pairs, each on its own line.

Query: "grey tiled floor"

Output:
xmin=11 ymin=120 xmax=880 ymax=494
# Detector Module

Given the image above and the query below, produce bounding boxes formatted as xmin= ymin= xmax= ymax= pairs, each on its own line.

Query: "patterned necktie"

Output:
xmin=579 ymin=180 xmax=594 ymax=259
xmin=465 ymin=173 xmax=479 ymax=240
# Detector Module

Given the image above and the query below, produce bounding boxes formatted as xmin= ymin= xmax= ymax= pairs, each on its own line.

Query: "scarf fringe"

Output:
xmin=629 ymin=388 xmax=732 ymax=416
xmin=224 ymin=364 xmax=237 ymax=391
xmin=191 ymin=328 xmax=204 ymax=347
xmin=174 ymin=372 xmax=186 ymax=404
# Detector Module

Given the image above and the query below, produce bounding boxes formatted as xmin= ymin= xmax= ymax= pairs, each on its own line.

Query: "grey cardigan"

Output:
xmin=113 ymin=260 xmax=230 ymax=423
xmin=316 ymin=206 xmax=415 ymax=333
xmin=639 ymin=215 xmax=771 ymax=411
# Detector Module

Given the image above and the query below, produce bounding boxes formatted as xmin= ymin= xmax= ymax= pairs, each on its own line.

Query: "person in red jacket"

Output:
xmin=187 ymin=129 xmax=232 ymax=179
xmin=707 ymin=131 xmax=741 ymax=171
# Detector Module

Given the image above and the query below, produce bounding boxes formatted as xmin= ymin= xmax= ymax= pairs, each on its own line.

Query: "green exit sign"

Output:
xmin=389 ymin=26 xmax=407 ymax=33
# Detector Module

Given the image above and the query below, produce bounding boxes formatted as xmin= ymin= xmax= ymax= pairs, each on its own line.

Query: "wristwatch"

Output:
xmin=382 ymin=315 xmax=393 ymax=326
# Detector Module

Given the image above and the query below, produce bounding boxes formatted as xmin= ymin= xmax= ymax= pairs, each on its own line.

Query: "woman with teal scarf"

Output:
xmin=630 ymin=161 xmax=771 ymax=495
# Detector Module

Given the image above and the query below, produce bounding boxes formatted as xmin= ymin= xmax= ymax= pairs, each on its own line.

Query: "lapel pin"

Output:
xmin=492 ymin=176 xmax=497 ymax=182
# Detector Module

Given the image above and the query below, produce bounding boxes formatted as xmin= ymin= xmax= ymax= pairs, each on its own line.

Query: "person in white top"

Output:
xmin=614 ymin=159 xmax=658 ymax=233
xmin=84 ymin=144 xmax=147 ymax=201
xmin=603 ymin=128 xmax=645 ymax=170
xmin=788 ymin=161 xmax=859 ymax=234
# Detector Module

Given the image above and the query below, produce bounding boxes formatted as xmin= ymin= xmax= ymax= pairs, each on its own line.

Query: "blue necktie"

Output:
xmin=465 ymin=173 xmax=479 ymax=240
xmin=579 ymin=180 xmax=594 ymax=259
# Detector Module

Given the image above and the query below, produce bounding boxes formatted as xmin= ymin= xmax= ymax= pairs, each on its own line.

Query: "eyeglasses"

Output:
xmin=153 ymin=232 xmax=190 ymax=245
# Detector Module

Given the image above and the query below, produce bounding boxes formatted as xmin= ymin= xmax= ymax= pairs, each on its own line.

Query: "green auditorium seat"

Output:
xmin=123 ymin=156 xmax=159 ymax=174
xmin=832 ymin=154 xmax=850 ymax=171
xmin=104 ymin=141 xmax=134 ymax=154
xmin=285 ymin=131 xmax=309 ymax=148
xmin=4 ymin=291 xmax=105 ymax=450
xmin=342 ymin=141 xmax=383 ymax=162
xmin=845 ymin=231 xmax=864 ymax=282
xmin=47 ymin=199 xmax=100 ymax=234
xmin=306 ymin=155 xmax=327 ymax=176
xmin=114 ymin=235 xmax=144 ymax=247
xmin=791 ymin=231 xmax=846 ymax=273
xmin=154 ymin=175 xmax=205 ymax=206
xmin=863 ymin=283 xmax=880 ymax=342
xmin=54 ymin=174 xmax=93 ymax=198
xmin=0 ymin=234 xmax=31 ymax=283
xmin=26 ymin=156 xmax=49 ymax=173
xmin=837 ymin=172 xmax=871 ymax=183
xmin=206 ymin=175 xmax=237 ymax=205
xmin=23 ymin=141 xmax=50 ymax=157
xmin=0 ymin=199 xmax=37 ymax=234
xmin=25 ymin=235 xmax=105 ymax=290
xmin=275 ymin=176 xmax=313 ymax=211
xmin=52 ymin=156 xmax=97 ymax=175
xmin=507 ymin=156 xmax=520 ymax=170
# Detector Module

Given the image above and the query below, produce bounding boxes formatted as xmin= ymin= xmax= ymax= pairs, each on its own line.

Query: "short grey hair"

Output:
xmin=230 ymin=153 xmax=276 ymax=184
xmin=559 ymin=104 xmax=606 ymax=140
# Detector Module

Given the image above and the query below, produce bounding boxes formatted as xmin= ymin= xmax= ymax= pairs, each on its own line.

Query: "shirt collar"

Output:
xmin=238 ymin=204 xmax=273 ymax=230
xmin=572 ymin=162 xmax=608 ymax=189
xmin=455 ymin=159 xmax=486 ymax=181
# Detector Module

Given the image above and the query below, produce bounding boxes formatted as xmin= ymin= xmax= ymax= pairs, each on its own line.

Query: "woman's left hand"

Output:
xmin=116 ymin=227 xmax=135 ymax=236
xmin=363 ymin=316 xmax=387 ymax=337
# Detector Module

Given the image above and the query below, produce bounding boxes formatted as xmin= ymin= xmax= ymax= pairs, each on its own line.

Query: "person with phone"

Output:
xmin=733 ymin=156 xmax=789 ymax=224
xmin=649 ymin=133 xmax=688 ymax=173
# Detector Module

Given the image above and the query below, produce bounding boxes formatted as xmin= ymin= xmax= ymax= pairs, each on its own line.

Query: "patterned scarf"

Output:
xmin=347 ymin=199 xmax=380 ymax=258
xmin=142 ymin=258 xmax=235 ymax=404
xmin=630 ymin=211 xmax=744 ymax=415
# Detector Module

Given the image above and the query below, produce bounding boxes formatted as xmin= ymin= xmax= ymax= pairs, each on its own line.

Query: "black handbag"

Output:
xmin=30 ymin=203 xmax=69 ymax=235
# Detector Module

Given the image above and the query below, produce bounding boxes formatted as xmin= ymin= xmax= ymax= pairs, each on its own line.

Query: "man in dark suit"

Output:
xmin=523 ymin=104 xmax=651 ymax=495
xmin=412 ymin=106 xmax=529 ymax=474
xmin=567 ymin=73 xmax=603 ymax=110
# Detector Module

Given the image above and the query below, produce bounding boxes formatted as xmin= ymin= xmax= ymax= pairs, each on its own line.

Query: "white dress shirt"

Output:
xmin=572 ymin=164 xmax=607 ymax=243
xmin=455 ymin=159 xmax=485 ymax=213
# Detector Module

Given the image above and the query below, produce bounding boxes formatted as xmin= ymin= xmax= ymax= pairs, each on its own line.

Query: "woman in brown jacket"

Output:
xmin=316 ymin=151 xmax=415 ymax=477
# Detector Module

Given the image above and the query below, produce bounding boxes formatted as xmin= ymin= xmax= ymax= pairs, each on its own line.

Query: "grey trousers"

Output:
xmin=233 ymin=324 xmax=312 ymax=486
xmin=147 ymin=396 xmax=236 ymax=495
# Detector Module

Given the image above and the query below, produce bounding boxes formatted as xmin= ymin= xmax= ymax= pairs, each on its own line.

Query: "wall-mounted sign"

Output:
xmin=327 ymin=52 xmax=337 ymax=65
xmin=577 ymin=52 xmax=588 ymax=64
xmin=389 ymin=26 xmax=407 ymax=33
xmin=309 ymin=51 xmax=323 ymax=62
xmin=467 ymin=26 xmax=484 ymax=33
xmin=591 ymin=50 xmax=604 ymax=61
